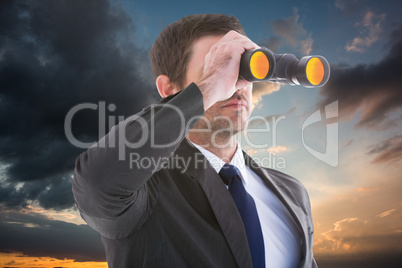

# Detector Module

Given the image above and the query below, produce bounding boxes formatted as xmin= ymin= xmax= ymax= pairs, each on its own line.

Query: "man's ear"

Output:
xmin=156 ymin=75 xmax=179 ymax=98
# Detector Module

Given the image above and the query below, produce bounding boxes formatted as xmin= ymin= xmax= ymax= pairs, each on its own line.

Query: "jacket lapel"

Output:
xmin=244 ymin=153 xmax=308 ymax=266
xmin=175 ymin=139 xmax=253 ymax=268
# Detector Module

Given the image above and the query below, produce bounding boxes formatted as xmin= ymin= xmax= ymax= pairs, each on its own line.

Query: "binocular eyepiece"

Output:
xmin=239 ymin=47 xmax=330 ymax=87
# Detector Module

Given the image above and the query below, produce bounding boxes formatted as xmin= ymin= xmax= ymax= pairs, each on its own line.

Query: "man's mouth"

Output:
xmin=222 ymin=99 xmax=248 ymax=109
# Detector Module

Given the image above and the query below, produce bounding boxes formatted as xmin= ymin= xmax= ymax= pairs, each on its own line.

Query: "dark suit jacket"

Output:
xmin=72 ymin=83 xmax=317 ymax=268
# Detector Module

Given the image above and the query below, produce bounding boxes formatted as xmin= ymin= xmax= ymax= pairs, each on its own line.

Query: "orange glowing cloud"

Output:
xmin=267 ymin=145 xmax=288 ymax=155
xmin=356 ymin=187 xmax=379 ymax=192
xmin=312 ymin=174 xmax=402 ymax=259
xmin=376 ymin=209 xmax=396 ymax=218
xmin=0 ymin=252 xmax=107 ymax=268
xmin=20 ymin=204 xmax=85 ymax=225
xmin=245 ymin=146 xmax=289 ymax=157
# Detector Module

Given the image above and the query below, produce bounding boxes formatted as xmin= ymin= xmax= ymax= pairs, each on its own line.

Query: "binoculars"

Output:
xmin=240 ymin=47 xmax=330 ymax=87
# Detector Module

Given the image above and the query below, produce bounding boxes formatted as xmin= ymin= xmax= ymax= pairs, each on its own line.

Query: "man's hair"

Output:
xmin=149 ymin=14 xmax=245 ymax=89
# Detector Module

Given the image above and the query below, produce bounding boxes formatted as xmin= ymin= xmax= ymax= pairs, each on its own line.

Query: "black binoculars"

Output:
xmin=240 ymin=47 xmax=330 ymax=87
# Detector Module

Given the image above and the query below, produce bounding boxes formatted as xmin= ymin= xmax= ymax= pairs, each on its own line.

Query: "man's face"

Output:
xmin=183 ymin=34 xmax=253 ymax=138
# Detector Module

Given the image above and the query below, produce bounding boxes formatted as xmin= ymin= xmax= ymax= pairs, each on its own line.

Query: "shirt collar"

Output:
xmin=189 ymin=140 xmax=245 ymax=175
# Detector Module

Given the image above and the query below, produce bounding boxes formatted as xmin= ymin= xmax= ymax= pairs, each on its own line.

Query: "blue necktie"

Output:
xmin=219 ymin=164 xmax=266 ymax=268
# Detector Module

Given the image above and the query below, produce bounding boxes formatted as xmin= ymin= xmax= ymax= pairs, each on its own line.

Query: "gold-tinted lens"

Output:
xmin=306 ymin=57 xmax=325 ymax=85
xmin=250 ymin=51 xmax=269 ymax=79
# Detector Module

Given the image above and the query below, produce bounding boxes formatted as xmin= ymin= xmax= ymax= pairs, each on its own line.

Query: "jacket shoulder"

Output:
xmin=264 ymin=167 xmax=307 ymax=192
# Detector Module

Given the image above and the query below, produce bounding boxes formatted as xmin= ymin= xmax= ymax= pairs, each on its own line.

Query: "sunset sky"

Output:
xmin=0 ymin=0 xmax=401 ymax=267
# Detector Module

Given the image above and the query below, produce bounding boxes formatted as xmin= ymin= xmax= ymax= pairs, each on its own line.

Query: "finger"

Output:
xmin=217 ymin=30 xmax=259 ymax=50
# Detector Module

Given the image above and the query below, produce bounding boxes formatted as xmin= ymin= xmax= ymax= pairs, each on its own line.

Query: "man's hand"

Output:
xmin=196 ymin=30 xmax=259 ymax=111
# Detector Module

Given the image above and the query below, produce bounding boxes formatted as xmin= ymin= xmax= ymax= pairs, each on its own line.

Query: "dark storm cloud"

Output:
xmin=268 ymin=8 xmax=313 ymax=55
xmin=335 ymin=0 xmax=400 ymax=16
xmin=0 ymin=0 xmax=158 ymax=209
xmin=367 ymin=135 xmax=402 ymax=165
xmin=316 ymin=253 xmax=402 ymax=268
xmin=0 ymin=174 xmax=75 ymax=210
xmin=259 ymin=36 xmax=281 ymax=53
xmin=318 ymin=24 xmax=402 ymax=131
xmin=335 ymin=0 xmax=371 ymax=14
xmin=270 ymin=9 xmax=307 ymax=47
xmin=0 ymin=210 xmax=105 ymax=262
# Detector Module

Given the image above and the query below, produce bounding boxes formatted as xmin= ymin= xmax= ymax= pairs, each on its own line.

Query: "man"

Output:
xmin=73 ymin=14 xmax=317 ymax=268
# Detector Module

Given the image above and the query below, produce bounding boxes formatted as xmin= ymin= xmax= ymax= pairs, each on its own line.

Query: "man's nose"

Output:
xmin=234 ymin=88 xmax=247 ymax=98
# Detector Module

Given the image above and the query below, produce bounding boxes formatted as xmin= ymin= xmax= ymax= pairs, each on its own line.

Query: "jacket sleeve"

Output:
xmin=72 ymin=83 xmax=204 ymax=239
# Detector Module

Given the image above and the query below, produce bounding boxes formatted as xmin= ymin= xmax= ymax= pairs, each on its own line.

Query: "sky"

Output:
xmin=0 ymin=0 xmax=401 ymax=267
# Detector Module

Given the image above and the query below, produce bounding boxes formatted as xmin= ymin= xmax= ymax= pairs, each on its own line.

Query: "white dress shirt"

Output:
xmin=190 ymin=141 xmax=301 ymax=268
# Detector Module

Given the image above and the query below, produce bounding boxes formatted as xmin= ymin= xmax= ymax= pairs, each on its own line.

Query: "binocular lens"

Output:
xmin=306 ymin=57 xmax=325 ymax=86
xmin=239 ymin=47 xmax=276 ymax=82
xmin=249 ymin=51 xmax=270 ymax=80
